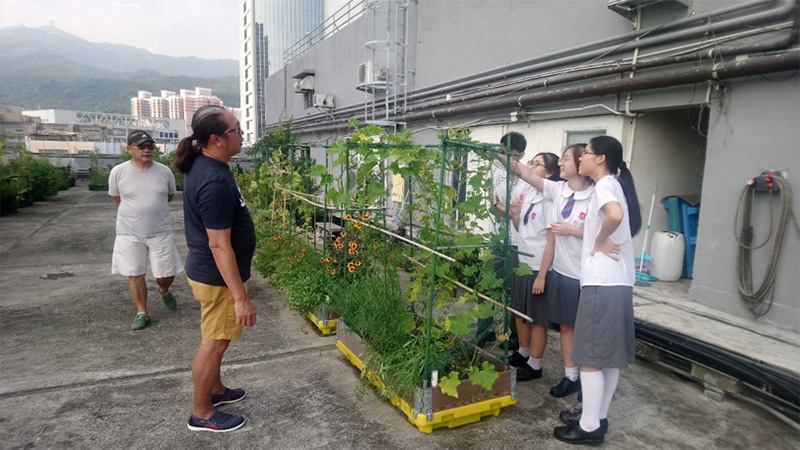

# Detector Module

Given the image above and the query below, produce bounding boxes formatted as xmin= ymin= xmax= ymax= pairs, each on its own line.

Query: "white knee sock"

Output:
xmin=527 ymin=357 xmax=542 ymax=370
xmin=599 ymin=368 xmax=620 ymax=419
xmin=578 ymin=370 xmax=604 ymax=432
xmin=565 ymin=365 xmax=579 ymax=381
xmin=519 ymin=346 xmax=531 ymax=358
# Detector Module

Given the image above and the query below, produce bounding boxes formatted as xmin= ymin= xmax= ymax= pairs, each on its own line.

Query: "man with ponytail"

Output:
xmin=174 ymin=105 xmax=256 ymax=433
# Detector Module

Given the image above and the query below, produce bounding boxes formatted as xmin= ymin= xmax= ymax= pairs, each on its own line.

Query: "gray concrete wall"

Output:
xmin=412 ymin=0 xmax=628 ymax=90
xmin=266 ymin=11 xmax=367 ymax=129
xmin=691 ymin=73 xmax=800 ymax=332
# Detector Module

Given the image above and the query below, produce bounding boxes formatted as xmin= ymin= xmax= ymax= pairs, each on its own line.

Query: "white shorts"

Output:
xmin=112 ymin=233 xmax=184 ymax=278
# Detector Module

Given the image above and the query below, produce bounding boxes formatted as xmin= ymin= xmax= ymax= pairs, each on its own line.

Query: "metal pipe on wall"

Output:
xmin=290 ymin=51 xmax=799 ymax=135
xmin=278 ymin=0 xmax=798 ymax=135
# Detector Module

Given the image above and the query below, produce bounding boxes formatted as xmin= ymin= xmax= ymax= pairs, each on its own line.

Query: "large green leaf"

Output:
xmin=439 ymin=371 xmax=461 ymax=398
xmin=456 ymin=195 xmax=483 ymax=214
xmin=454 ymin=233 xmax=484 ymax=247
xmin=473 ymin=301 xmax=495 ymax=319
xmin=513 ymin=263 xmax=533 ymax=276
xmin=468 ymin=361 xmax=499 ymax=391
xmin=310 ymin=164 xmax=328 ymax=177
xmin=447 ymin=312 xmax=472 ymax=336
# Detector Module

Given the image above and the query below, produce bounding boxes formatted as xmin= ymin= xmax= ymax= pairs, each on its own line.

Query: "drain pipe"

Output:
xmin=625 ymin=7 xmax=643 ymax=166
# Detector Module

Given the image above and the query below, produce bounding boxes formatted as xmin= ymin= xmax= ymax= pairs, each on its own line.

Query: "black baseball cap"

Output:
xmin=127 ymin=130 xmax=155 ymax=146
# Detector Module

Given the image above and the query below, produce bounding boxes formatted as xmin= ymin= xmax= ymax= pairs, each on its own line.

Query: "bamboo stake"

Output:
xmin=359 ymin=220 xmax=456 ymax=263
xmin=404 ymin=256 xmax=533 ymax=322
xmin=275 ymin=186 xmax=385 ymax=211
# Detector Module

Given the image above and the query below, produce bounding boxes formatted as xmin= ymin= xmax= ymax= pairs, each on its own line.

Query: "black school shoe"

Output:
xmin=516 ymin=363 xmax=542 ymax=381
xmin=550 ymin=376 xmax=581 ymax=398
xmin=554 ymin=422 xmax=605 ymax=446
xmin=559 ymin=409 xmax=609 ymax=435
xmin=507 ymin=351 xmax=528 ymax=367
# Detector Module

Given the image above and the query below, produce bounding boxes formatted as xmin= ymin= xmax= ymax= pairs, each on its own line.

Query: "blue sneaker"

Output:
xmin=211 ymin=387 xmax=246 ymax=407
xmin=187 ymin=410 xmax=245 ymax=433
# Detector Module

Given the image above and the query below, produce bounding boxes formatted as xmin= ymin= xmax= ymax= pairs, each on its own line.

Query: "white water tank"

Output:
xmin=650 ymin=231 xmax=685 ymax=282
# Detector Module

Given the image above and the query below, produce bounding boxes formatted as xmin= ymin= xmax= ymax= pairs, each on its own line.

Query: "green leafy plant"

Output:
xmin=250 ymin=122 xmax=514 ymax=401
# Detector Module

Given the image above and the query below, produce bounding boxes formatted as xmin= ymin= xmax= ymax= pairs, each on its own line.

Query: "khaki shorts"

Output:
xmin=112 ymin=233 xmax=183 ymax=278
xmin=187 ymin=278 xmax=245 ymax=341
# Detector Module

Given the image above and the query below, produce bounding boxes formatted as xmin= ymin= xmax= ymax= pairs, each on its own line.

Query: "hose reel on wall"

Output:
xmin=735 ymin=171 xmax=793 ymax=316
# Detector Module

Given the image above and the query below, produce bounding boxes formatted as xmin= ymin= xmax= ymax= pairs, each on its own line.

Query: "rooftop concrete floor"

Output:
xmin=0 ymin=183 xmax=797 ymax=450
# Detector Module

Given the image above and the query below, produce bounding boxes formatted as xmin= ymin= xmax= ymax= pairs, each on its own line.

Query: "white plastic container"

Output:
xmin=650 ymin=231 xmax=685 ymax=282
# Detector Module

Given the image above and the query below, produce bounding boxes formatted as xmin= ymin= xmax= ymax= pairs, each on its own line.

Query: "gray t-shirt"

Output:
xmin=109 ymin=161 xmax=177 ymax=238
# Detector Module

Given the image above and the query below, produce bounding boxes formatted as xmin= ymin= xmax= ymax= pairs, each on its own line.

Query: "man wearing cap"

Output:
xmin=109 ymin=130 xmax=183 ymax=330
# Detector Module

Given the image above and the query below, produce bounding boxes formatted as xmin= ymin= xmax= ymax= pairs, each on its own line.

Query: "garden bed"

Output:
xmin=307 ymin=306 xmax=339 ymax=335
xmin=336 ymin=320 xmax=517 ymax=434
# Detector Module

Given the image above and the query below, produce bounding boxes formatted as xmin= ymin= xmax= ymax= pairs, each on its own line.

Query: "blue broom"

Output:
xmin=635 ymin=186 xmax=659 ymax=286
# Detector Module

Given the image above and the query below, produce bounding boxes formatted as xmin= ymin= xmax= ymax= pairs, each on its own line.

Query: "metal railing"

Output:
xmin=283 ymin=0 xmax=367 ymax=66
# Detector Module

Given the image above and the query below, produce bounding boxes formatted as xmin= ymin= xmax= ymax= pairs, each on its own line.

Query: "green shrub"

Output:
xmin=22 ymin=156 xmax=60 ymax=201
xmin=54 ymin=166 xmax=75 ymax=191
xmin=88 ymin=168 xmax=109 ymax=191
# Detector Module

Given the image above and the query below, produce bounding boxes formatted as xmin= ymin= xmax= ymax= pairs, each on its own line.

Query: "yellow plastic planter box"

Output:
xmin=335 ymin=321 xmax=517 ymax=433
xmin=307 ymin=306 xmax=338 ymax=335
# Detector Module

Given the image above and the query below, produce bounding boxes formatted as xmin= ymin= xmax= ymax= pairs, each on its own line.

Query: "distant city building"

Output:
xmin=130 ymin=91 xmax=153 ymax=118
xmin=130 ymin=87 xmax=228 ymax=136
xmin=22 ymin=109 xmax=185 ymax=154
xmin=240 ymin=0 xmax=325 ymax=143
xmin=180 ymin=87 xmax=224 ymax=136
xmin=0 ymin=106 xmax=40 ymax=153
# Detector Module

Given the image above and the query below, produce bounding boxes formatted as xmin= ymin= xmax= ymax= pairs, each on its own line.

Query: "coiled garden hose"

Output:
xmin=735 ymin=173 xmax=792 ymax=317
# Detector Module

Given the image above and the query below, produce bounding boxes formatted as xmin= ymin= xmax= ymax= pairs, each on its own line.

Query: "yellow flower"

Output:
xmin=348 ymin=267 xmax=355 ymax=273
xmin=355 ymin=261 xmax=361 ymax=267
xmin=361 ymin=214 xmax=370 ymax=221
xmin=418 ymin=169 xmax=424 ymax=177
xmin=359 ymin=133 xmax=366 ymax=140
xmin=341 ymin=232 xmax=347 ymax=237
xmin=349 ymin=242 xmax=357 ymax=250
xmin=344 ymin=214 xmax=352 ymax=221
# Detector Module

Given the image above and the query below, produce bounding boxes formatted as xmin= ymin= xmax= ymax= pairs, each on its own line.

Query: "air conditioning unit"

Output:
xmin=313 ymin=94 xmax=336 ymax=109
xmin=293 ymin=75 xmax=315 ymax=93
xmin=358 ymin=60 xmax=391 ymax=84
xmin=358 ymin=61 xmax=377 ymax=86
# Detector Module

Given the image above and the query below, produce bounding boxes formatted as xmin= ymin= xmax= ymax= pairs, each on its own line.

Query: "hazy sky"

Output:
xmin=0 ymin=0 xmax=240 ymax=60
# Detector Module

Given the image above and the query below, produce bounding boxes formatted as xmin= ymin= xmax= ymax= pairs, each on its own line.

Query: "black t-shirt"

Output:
xmin=183 ymin=155 xmax=256 ymax=286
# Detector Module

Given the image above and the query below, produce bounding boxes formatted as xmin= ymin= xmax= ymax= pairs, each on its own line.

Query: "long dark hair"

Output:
xmin=534 ymin=152 xmax=563 ymax=181
xmin=173 ymin=105 xmax=230 ymax=173
xmin=588 ymin=136 xmax=642 ymax=236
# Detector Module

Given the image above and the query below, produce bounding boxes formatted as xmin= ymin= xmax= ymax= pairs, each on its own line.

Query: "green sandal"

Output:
xmin=131 ymin=313 xmax=150 ymax=330
xmin=161 ymin=291 xmax=177 ymax=311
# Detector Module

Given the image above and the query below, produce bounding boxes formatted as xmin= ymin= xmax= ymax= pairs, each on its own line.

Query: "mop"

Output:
xmin=635 ymin=185 xmax=659 ymax=286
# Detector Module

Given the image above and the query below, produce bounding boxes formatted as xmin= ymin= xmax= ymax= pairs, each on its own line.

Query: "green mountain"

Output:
xmin=0 ymin=25 xmax=240 ymax=113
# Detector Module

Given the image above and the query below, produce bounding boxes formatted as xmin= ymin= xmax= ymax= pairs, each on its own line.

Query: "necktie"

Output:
xmin=561 ymin=193 xmax=575 ymax=219
xmin=523 ymin=202 xmax=535 ymax=225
